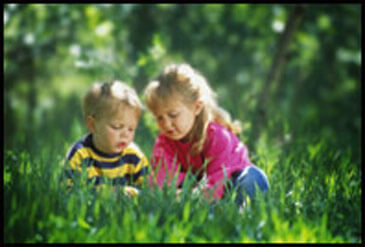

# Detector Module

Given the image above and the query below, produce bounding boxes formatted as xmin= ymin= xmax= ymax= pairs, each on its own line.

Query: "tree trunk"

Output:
xmin=253 ymin=5 xmax=306 ymax=139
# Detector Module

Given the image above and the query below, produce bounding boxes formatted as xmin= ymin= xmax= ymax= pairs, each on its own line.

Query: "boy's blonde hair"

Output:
xmin=83 ymin=80 xmax=143 ymax=120
xmin=144 ymin=63 xmax=241 ymax=154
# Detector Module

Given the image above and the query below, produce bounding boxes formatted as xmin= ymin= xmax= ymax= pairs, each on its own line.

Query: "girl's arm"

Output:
xmin=201 ymin=124 xmax=252 ymax=200
xmin=149 ymin=137 xmax=186 ymax=188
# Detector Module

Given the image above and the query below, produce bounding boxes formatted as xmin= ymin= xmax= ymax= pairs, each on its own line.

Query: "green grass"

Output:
xmin=4 ymin=118 xmax=361 ymax=243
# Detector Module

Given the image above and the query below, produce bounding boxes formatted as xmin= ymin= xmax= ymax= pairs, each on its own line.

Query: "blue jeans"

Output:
xmin=230 ymin=165 xmax=269 ymax=205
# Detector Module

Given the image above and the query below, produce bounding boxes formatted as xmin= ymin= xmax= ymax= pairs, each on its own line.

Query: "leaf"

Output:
xmin=78 ymin=217 xmax=91 ymax=230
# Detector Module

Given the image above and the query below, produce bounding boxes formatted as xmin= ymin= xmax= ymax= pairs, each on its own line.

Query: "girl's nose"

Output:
xmin=162 ymin=118 xmax=172 ymax=129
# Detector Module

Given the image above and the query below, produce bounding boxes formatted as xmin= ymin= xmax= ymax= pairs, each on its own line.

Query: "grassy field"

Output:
xmin=4 ymin=114 xmax=361 ymax=243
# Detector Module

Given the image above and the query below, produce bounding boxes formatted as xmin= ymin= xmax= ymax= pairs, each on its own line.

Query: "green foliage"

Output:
xmin=4 ymin=3 xmax=361 ymax=243
xmin=4 ymin=131 xmax=360 ymax=243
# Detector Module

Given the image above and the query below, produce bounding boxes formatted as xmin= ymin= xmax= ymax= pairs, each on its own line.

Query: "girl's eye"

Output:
xmin=169 ymin=112 xmax=178 ymax=118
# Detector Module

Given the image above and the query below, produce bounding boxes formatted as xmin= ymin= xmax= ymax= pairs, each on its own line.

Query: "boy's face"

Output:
xmin=88 ymin=104 xmax=139 ymax=154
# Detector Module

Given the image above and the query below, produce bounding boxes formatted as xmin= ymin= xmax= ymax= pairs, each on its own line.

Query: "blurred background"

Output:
xmin=4 ymin=3 xmax=361 ymax=162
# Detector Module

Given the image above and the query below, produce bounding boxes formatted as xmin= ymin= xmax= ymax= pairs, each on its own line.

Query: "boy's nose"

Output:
xmin=120 ymin=128 xmax=128 ymax=138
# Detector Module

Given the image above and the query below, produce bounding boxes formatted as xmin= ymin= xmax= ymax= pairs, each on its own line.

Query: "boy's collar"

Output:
xmin=86 ymin=133 xmax=121 ymax=158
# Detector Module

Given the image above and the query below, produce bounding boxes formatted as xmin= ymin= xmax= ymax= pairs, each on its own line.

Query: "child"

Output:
xmin=64 ymin=80 xmax=149 ymax=197
xmin=144 ymin=63 xmax=269 ymax=205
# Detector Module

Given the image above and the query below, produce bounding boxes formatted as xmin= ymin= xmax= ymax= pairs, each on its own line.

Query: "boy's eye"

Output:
xmin=111 ymin=124 xmax=123 ymax=129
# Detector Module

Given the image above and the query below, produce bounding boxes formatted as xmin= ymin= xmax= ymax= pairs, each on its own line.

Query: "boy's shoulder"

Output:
xmin=123 ymin=142 xmax=147 ymax=159
xmin=66 ymin=134 xmax=92 ymax=160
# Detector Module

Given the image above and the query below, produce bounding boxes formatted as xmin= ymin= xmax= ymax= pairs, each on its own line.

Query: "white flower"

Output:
xmin=272 ymin=20 xmax=285 ymax=33
xmin=24 ymin=33 xmax=35 ymax=45
xmin=69 ymin=44 xmax=81 ymax=57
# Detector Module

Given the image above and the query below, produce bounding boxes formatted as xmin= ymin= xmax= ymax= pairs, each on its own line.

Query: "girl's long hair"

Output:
xmin=144 ymin=63 xmax=241 ymax=155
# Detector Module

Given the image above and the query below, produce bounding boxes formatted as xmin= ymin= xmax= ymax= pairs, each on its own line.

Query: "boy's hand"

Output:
xmin=123 ymin=186 xmax=140 ymax=198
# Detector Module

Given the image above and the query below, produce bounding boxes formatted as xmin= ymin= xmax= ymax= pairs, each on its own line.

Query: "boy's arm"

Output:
xmin=132 ymin=153 xmax=149 ymax=187
xmin=62 ymin=153 xmax=83 ymax=191
xmin=121 ymin=145 xmax=149 ymax=198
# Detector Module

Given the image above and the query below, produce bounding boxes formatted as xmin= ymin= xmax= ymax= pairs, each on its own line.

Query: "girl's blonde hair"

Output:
xmin=83 ymin=80 xmax=143 ymax=120
xmin=144 ymin=63 xmax=241 ymax=154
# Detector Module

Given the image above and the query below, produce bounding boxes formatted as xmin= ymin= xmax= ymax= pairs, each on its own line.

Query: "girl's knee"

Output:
xmin=240 ymin=166 xmax=269 ymax=193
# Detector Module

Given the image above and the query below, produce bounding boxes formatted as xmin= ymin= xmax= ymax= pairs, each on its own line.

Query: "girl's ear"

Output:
xmin=86 ymin=116 xmax=96 ymax=133
xmin=194 ymin=100 xmax=204 ymax=116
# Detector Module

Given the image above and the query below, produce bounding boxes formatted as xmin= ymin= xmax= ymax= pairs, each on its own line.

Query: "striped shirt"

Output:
xmin=65 ymin=133 xmax=149 ymax=190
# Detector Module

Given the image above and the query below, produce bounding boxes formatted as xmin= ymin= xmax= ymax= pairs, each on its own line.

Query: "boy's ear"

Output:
xmin=194 ymin=100 xmax=204 ymax=116
xmin=86 ymin=116 xmax=96 ymax=133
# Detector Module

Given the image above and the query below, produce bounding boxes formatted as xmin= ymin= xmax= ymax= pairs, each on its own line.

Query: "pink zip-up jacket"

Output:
xmin=149 ymin=122 xmax=253 ymax=199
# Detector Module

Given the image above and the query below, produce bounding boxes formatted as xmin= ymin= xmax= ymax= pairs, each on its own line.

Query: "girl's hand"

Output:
xmin=176 ymin=188 xmax=183 ymax=201
xmin=192 ymin=175 xmax=211 ymax=199
xmin=192 ymin=186 xmax=201 ymax=197
xmin=123 ymin=186 xmax=140 ymax=198
xmin=193 ymin=186 xmax=214 ymax=202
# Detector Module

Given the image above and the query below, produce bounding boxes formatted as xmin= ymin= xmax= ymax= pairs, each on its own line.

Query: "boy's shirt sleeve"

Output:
xmin=149 ymin=134 xmax=186 ymax=188
xmin=127 ymin=143 xmax=149 ymax=186
xmin=63 ymin=143 xmax=83 ymax=190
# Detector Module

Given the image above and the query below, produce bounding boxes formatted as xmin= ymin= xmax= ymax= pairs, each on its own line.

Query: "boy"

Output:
xmin=64 ymin=80 xmax=149 ymax=197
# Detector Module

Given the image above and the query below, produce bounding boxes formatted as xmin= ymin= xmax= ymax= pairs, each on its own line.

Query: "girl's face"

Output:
xmin=87 ymin=104 xmax=138 ymax=154
xmin=152 ymin=96 xmax=202 ymax=141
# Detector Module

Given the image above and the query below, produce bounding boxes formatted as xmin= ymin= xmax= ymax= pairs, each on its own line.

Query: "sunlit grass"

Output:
xmin=4 ymin=118 xmax=361 ymax=243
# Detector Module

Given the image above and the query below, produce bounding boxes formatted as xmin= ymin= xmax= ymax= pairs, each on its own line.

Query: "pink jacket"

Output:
xmin=149 ymin=122 xmax=253 ymax=199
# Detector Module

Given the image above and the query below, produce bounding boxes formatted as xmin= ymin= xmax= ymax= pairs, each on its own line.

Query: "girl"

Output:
xmin=144 ymin=63 xmax=269 ymax=205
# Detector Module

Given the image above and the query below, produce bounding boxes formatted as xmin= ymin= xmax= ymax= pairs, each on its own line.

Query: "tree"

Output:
xmin=253 ymin=5 xmax=306 ymax=140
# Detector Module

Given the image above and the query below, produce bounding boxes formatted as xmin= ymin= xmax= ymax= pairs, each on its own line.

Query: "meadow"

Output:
xmin=4 ymin=110 xmax=361 ymax=243
xmin=4 ymin=4 xmax=361 ymax=243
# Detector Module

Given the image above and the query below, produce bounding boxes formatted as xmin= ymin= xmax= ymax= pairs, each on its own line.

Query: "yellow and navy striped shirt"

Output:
xmin=65 ymin=134 xmax=149 ymax=190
